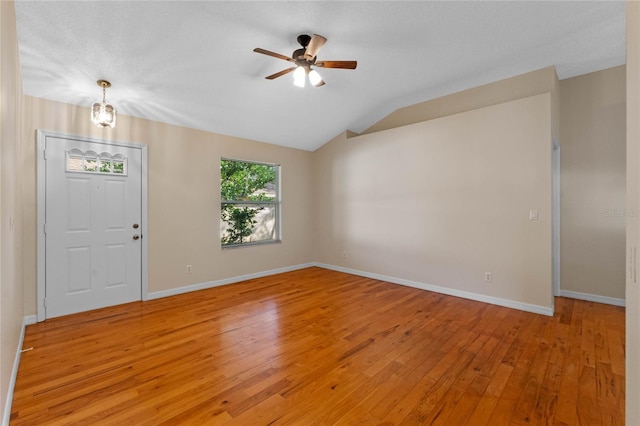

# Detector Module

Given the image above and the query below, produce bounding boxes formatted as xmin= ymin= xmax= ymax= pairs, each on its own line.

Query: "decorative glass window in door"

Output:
xmin=66 ymin=149 xmax=127 ymax=175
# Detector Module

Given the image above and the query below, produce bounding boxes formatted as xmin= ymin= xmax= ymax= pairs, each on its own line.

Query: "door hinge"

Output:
xmin=43 ymin=150 xmax=47 ymax=160
xmin=43 ymin=298 xmax=47 ymax=308
xmin=43 ymin=223 xmax=47 ymax=234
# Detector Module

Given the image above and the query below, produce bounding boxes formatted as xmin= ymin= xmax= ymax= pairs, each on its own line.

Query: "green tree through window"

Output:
xmin=220 ymin=159 xmax=279 ymax=246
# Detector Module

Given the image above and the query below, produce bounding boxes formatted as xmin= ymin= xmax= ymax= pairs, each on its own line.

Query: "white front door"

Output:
xmin=44 ymin=136 xmax=143 ymax=318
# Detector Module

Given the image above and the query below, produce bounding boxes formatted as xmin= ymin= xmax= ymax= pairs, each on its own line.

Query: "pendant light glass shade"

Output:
xmin=308 ymin=69 xmax=323 ymax=87
xmin=293 ymin=66 xmax=306 ymax=88
xmin=91 ymin=80 xmax=116 ymax=128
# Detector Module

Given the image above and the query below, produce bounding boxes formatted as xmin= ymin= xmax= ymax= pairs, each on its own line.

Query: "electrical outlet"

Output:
xmin=343 ymin=251 xmax=348 ymax=258
xmin=484 ymin=272 xmax=492 ymax=282
xmin=186 ymin=265 xmax=192 ymax=274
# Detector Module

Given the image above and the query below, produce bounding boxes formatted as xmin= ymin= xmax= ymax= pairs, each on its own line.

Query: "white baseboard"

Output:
xmin=3 ymin=315 xmax=36 ymax=426
xmin=559 ymin=290 xmax=625 ymax=307
xmin=147 ymin=263 xmax=316 ymax=300
xmin=315 ymin=263 xmax=554 ymax=316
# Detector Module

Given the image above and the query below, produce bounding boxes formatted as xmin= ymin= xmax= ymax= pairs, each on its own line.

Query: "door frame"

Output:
xmin=552 ymin=138 xmax=561 ymax=297
xmin=37 ymin=130 xmax=149 ymax=322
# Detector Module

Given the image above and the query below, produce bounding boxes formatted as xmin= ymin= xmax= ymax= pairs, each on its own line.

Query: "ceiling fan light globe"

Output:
xmin=309 ymin=70 xmax=323 ymax=87
xmin=293 ymin=66 xmax=306 ymax=88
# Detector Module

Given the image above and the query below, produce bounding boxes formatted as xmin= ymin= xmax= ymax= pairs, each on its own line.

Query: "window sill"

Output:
xmin=221 ymin=240 xmax=282 ymax=250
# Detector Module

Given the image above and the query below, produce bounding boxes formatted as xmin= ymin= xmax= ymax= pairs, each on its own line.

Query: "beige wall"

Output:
xmin=360 ymin=66 xmax=557 ymax=136
xmin=626 ymin=1 xmax=640 ymax=423
xmin=313 ymin=93 xmax=553 ymax=311
xmin=0 ymin=0 xmax=25 ymax=421
xmin=560 ymin=66 xmax=626 ymax=300
xmin=21 ymin=97 xmax=314 ymax=315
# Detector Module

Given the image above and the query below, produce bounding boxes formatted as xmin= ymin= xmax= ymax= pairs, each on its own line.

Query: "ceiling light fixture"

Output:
xmin=91 ymin=79 xmax=116 ymax=128
xmin=293 ymin=65 xmax=325 ymax=88
xmin=254 ymin=33 xmax=355 ymax=89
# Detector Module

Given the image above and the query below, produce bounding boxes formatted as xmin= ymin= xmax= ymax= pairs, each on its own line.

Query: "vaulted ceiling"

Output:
xmin=15 ymin=1 xmax=625 ymax=151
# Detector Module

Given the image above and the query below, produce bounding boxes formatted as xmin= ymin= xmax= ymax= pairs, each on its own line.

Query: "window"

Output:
xmin=220 ymin=158 xmax=280 ymax=247
xmin=66 ymin=149 xmax=127 ymax=175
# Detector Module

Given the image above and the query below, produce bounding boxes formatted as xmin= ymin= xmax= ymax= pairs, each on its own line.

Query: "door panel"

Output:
xmin=67 ymin=247 xmax=91 ymax=293
xmin=106 ymin=244 xmax=127 ymax=287
xmin=105 ymin=179 xmax=126 ymax=229
xmin=45 ymin=136 xmax=142 ymax=318
xmin=67 ymin=177 xmax=91 ymax=230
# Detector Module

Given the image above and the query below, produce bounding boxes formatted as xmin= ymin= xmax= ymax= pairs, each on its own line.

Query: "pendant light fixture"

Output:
xmin=91 ymin=79 xmax=116 ymax=128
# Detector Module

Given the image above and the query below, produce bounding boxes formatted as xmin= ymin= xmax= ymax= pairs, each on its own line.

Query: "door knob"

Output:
xmin=133 ymin=223 xmax=139 ymax=229
xmin=133 ymin=234 xmax=140 ymax=240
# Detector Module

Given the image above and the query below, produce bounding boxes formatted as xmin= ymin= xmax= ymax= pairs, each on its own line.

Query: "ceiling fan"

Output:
xmin=253 ymin=34 xmax=357 ymax=87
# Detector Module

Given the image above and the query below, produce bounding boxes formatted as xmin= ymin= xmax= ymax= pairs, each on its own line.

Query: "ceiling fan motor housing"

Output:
xmin=292 ymin=48 xmax=307 ymax=62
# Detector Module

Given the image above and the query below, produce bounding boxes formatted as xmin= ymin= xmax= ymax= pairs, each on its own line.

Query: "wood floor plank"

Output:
xmin=10 ymin=267 xmax=625 ymax=425
xmin=470 ymin=362 xmax=514 ymax=423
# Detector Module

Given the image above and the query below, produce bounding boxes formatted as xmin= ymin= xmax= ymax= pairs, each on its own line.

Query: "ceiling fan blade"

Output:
xmin=253 ymin=48 xmax=295 ymax=63
xmin=304 ymin=34 xmax=327 ymax=60
xmin=265 ymin=67 xmax=296 ymax=80
xmin=315 ymin=60 xmax=357 ymax=69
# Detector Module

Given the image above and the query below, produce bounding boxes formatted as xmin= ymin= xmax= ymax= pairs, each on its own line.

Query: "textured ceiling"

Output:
xmin=15 ymin=1 xmax=625 ymax=151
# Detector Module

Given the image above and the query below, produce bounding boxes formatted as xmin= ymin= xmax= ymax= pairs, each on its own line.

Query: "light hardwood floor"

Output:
xmin=11 ymin=267 xmax=625 ymax=425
